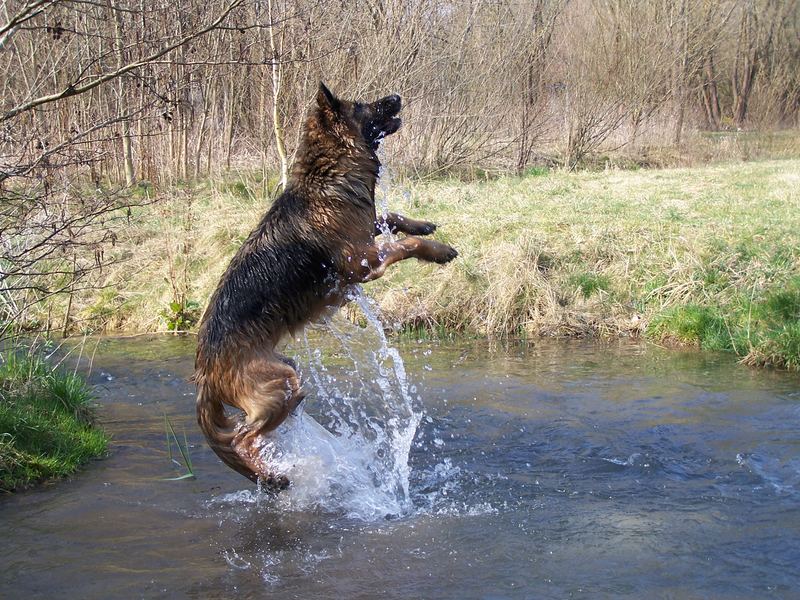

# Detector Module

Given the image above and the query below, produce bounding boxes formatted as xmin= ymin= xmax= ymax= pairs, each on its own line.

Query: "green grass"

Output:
xmin=37 ymin=157 xmax=800 ymax=370
xmin=163 ymin=412 xmax=195 ymax=480
xmin=648 ymin=278 xmax=800 ymax=370
xmin=568 ymin=272 xmax=611 ymax=299
xmin=0 ymin=349 xmax=108 ymax=492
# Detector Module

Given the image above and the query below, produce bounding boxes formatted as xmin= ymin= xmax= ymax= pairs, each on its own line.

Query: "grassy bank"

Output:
xmin=372 ymin=159 xmax=800 ymax=369
xmin=53 ymin=158 xmax=800 ymax=370
xmin=0 ymin=351 xmax=108 ymax=492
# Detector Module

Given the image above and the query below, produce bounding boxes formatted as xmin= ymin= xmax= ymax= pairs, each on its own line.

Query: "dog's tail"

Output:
xmin=195 ymin=379 xmax=260 ymax=483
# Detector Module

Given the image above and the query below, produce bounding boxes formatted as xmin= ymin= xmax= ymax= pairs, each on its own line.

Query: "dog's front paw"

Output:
xmin=437 ymin=244 xmax=458 ymax=264
xmin=415 ymin=221 xmax=437 ymax=236
xmin=423 ymin=240 xmax=458 ymax=264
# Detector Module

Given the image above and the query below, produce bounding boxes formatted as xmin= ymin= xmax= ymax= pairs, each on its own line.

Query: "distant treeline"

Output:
xmin=2 ymin=0 xmax=799 ymax=183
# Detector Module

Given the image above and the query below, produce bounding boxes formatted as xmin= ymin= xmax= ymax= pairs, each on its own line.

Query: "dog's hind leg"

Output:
xmin=375 ymin=212 xmax=438 ymax=236
xmin=241 ymin=362 xmax=305 ymax=433
xmin=228 ymin=358 xmax=306 ymax=484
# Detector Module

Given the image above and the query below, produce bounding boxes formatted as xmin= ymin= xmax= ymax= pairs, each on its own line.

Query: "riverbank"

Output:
xmin=0 ymin=351 xmax=108 ymax=492
xmin=50 ymin=158 xmax=800 ymax=370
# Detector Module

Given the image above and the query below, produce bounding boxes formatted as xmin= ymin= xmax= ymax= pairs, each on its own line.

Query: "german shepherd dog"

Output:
xmin=194 ymin=83 xmax=458 ymax=488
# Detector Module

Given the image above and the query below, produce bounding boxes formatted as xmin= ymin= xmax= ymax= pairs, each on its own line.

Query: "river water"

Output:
xmin=1 ymin=326 xmax=799 ymax=599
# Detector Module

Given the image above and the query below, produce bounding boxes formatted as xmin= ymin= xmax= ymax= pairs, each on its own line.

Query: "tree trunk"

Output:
xmin=109 ymin=0 xmax=135 ymax=185
xmin=267 ymin=0 xmax=289 ymax=190
xmin=732 ymin=62 xmax=756 ymax=128
xmin=701 ymin=54 xmax=722 ymax=130
xmin=673 ymin=0 xmax=689 ymax=145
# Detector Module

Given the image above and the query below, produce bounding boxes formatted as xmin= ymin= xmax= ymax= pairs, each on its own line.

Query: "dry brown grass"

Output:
xmin=369 ymin=158 xmax=800 ymax=347
xmin=39 ymin=158 xmax=800 ymax=369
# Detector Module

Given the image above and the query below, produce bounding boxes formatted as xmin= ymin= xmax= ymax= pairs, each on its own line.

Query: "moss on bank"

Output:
xmin=0 ymin=351 xmax=108 ymax=492
xmin=43 ymin=158 xmax=800 ymax=370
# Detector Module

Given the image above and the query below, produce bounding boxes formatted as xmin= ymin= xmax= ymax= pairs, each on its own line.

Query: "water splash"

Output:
xmin=375 ymin=146 xmax=396 ymax=241
xmin=253 ymin=287 xmax=421 ymax=520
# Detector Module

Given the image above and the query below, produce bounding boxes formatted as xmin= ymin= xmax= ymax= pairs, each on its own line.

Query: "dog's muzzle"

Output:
xmin=369 ymin=94 xmax=402 ymax=149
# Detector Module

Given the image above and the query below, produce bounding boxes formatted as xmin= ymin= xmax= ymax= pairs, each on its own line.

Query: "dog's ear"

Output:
xmin=317 ymin=82 xmax=339 ymax=112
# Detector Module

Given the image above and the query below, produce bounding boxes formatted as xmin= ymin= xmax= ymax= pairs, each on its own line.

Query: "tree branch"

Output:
xmin=1 ymin=0 xmax=244 ymax=121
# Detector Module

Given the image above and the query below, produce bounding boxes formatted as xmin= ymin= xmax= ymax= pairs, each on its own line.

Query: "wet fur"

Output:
xmin=194 ymin=84 xmax=457 ymax=488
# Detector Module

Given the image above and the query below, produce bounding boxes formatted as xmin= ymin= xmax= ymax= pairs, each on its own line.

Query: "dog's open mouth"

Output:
xmin=372 ymin=117 xmax=402 ymax=149
xmin=368 ymin=94 xmax=402 ymax=150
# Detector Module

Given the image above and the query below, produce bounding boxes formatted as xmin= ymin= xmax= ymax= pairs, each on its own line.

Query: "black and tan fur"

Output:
xmin=194 ymin=84 xmax=457 ymax=488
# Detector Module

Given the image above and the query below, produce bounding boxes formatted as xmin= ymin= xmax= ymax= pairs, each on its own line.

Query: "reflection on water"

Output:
xmin=1 ymin=330 xmax=799 ymax=599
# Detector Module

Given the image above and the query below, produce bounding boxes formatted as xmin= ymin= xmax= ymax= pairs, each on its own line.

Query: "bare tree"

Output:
xmin=731 ymin=0 xmax=798 ymax=127
xmin=2 ymin=0 xmax=800 ymax=333
xmin=0 ymin=0 xmax=246 ymax=333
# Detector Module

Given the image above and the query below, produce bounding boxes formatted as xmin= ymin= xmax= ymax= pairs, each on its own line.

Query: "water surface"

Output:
xmin=1 ymin=333 xmax=799 ymax=599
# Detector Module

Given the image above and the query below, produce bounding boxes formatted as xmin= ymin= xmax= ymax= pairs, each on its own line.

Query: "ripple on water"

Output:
xmin=14 ymin=323 xmax=796 ymax=598
xmin=735 ymin=451 xmax=800 ymax=497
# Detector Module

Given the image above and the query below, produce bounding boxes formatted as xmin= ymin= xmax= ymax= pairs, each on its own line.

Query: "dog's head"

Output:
xmin=316 ymin=82 xmax=402 ymax=152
